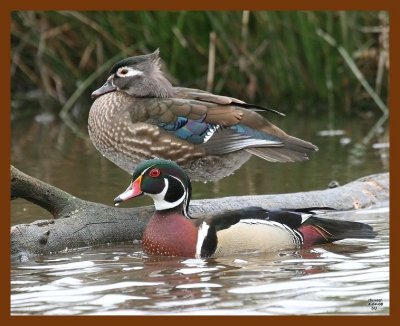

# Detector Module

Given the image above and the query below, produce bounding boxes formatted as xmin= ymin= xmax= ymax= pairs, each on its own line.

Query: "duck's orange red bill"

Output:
xmin=114 ymin=175 xmax=143 ymax=206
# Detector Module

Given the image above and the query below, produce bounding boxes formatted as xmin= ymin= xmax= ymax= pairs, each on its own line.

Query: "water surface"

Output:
xmin=11 ymin=206 xmax=389 ymax=315
xmin=10 ymin=114 xmax=389 ymax=315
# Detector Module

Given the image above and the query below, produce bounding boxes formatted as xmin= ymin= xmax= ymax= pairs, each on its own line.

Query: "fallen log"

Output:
xmin=10 ymin=165 xmax=389 ymax=261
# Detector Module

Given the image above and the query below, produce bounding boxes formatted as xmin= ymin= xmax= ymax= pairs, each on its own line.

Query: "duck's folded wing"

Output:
xmin=134 ymin=97 xmax=244 ymax=126
xmin=131 ymin=97 xmax=317 ymax=160
xmin=197 ymin=207 xmax=332 ymax=231
xmin=174 ymin=87 xmax=246 ymax=105
xmin=174 ymin=87 xmax=285 ymax=116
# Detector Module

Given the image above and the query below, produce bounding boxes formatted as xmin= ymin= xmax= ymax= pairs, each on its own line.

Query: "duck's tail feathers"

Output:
xmin=246 ymin=135 xmax=318 ymax=162
xmin=297 ymin=217 xmax=377 ymax=247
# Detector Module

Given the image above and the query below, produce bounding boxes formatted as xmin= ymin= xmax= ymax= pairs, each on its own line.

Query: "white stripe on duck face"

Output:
xmin=147 ymin=177 xmax=186 ymax=211
xmin=116 ymin=66 xmax=144 ymax=78
xmin=211 ymin=219 xmax=303 ymax=257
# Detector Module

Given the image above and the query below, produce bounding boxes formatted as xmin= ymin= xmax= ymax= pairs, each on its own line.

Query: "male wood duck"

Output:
xmin=89 ymin=49 xmax=318 ymax=181
xmin=113 ymin=159 xmax=377 ymax=258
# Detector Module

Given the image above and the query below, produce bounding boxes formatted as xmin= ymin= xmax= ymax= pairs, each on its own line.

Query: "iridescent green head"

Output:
xmin=114 ymin=159 xmax=192 ymax=217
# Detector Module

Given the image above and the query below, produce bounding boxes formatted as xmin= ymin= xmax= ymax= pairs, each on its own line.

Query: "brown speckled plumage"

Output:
xmin=89 ymin=50 xmax=318 ymax=181
xmin=89 ymin=92 xmax=253 ymax=181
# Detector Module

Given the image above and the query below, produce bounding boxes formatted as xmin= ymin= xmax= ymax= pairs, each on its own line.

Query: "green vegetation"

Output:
xmin=11 ymin=11 xmax=389 ymax=121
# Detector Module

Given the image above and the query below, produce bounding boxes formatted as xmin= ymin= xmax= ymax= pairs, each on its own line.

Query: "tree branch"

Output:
xmin=10 ymin=165 xmax=389 ymax=261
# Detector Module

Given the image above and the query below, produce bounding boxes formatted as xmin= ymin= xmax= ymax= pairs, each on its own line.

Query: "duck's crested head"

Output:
xmin=109 ymin=49 xmax=161 ymax=75
xmin=114 ymin=159 xmax=192 ymax=216
xmin=92 ymin=49 xmax=173 ymax=99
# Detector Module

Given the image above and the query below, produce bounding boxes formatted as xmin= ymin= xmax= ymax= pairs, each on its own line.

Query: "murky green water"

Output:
xmin=10 ymin=114 xmax=389 ymax=315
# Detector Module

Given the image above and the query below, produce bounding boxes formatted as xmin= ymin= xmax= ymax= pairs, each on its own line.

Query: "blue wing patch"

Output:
xmin=158 ymin=117 xmax=218 ymax=144
xmin=158 ymin=118 xmax=281 ymax=145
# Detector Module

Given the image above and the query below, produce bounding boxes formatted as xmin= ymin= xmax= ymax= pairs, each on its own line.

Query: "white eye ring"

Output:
xmin=116 ymin=67 xmax=143 ymax=78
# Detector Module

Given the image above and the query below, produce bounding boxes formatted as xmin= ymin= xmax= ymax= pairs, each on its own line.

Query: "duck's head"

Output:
xmin=114 ymin=159 xmax=192 ymax=216
xmin=91 ymin=49 xmax=173 ymax=99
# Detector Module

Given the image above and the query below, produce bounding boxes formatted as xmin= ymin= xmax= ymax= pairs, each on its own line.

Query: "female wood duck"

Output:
xmin=89 ymin=49 xmax=318 ymax=181
xmin=113 ymin=159 xmax=376 ymax=258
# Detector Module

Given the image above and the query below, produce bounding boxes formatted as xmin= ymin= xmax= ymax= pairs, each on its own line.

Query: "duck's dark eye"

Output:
xmin=149 ymin=168 xmax=161 ymax=178
xmin=120 ymin=68 xmax=129 ymax=75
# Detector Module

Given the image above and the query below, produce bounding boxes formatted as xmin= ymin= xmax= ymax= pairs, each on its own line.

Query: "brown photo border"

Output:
xmin=2 ymin=0 xmax=397 ymax=324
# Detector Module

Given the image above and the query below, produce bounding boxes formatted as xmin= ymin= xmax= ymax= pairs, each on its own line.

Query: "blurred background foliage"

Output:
xmin=11 ymin=11 xmax=389 ymax=124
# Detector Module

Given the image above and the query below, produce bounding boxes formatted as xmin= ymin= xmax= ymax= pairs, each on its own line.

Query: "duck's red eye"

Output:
xmin=120 ymin=68 xmax=128 ymax=75
xmin=149 ymin=168 xmax=161 ymax=178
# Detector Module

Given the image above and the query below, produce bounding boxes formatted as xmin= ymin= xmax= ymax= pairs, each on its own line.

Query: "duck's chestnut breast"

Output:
xmin=142 ymin=213 xmax=198 ymax=257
